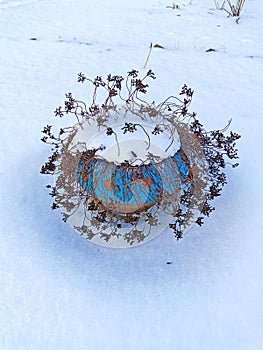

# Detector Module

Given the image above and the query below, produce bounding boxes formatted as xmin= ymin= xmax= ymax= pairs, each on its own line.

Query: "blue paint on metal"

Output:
xmin=111 ymin=163 xmax=162 ymax=205
xmin=76 ymin=157 xmax=97 ymax=192
xmin=112 ymin=166 xmax=133 ymax=202
xmin=156 ymin=157 xmax=180 ymax=195
xmin=140 ymin=164 xmax=162 ymax=205
xmin=76 ymin=148 xmax=192 ymax=212
xmin=172 ymin=149 xmax=190 ymax=181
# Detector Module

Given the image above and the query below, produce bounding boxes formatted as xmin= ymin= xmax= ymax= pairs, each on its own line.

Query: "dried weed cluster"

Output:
xmin=41 ymin=70 xmax=240 ymax=246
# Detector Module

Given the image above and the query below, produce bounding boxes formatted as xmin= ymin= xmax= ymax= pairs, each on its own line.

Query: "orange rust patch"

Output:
xmin=104 ymin=179 xmax=114 ymax=190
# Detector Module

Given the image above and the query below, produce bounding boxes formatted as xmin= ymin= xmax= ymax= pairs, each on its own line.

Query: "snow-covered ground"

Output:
xmin=1 ymin=0 xmax=263 ymax=349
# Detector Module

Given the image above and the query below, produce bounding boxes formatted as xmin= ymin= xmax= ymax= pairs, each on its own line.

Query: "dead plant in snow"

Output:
xmin=214 ymin=1 xmax=226 ymax=10
xmin=224 ymin=0 xmax=246 ymax=16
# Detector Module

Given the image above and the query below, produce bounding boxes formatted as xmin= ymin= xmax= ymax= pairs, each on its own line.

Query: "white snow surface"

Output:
xmin=0 ymin=0 xmax=263 ymax=349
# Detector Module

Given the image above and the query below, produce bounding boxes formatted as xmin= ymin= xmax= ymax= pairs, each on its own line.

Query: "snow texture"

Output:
xmin=0 ymin=0 xmax=263 ymax=349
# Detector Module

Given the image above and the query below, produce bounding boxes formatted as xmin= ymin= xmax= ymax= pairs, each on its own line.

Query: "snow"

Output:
xmin=1 ymin=0 xmax=263 ymax=349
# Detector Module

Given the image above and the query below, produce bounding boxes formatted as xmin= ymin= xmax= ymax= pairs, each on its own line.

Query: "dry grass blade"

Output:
xmin=214 ymin=0 xmax=226 ymax=10
xmin=225 ymin=0 xmax=246 ymax=16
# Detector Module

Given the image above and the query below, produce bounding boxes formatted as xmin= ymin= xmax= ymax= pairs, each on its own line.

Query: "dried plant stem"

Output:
xmin=143 ymin=43 xmax=153 ymax=69
xmin=135 ymin=124 xmax=151 ymax=150
xmin=225 ymin=0 xmax=246 ymax=16
xmin=113 ymin=131 xmax=120 ymax=157
xmin=214 ymin=0 xmax=226 ymax=10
